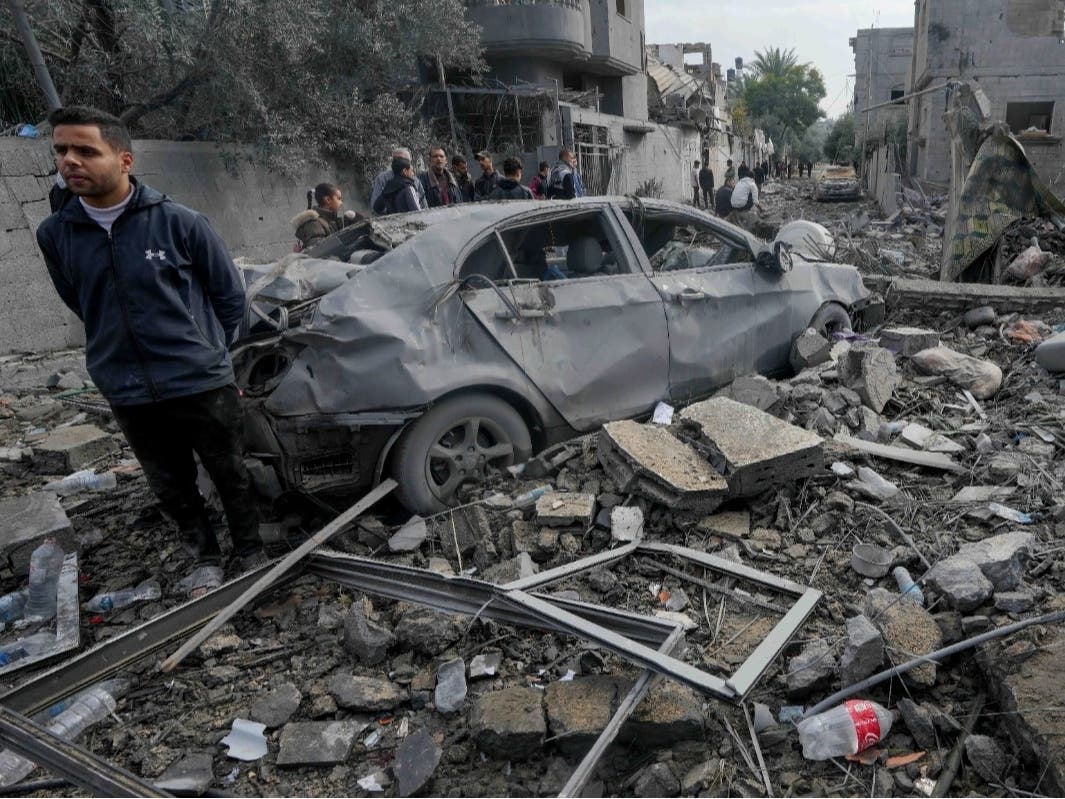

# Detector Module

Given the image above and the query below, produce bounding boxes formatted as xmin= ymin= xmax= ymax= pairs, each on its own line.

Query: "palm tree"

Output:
xmin=747 ymin=47 xmax=801 ymax=80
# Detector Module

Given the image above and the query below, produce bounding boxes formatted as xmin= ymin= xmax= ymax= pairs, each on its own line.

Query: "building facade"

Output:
xmin=850 ymin=27 xmax=913 ymax=147
xmin=907 ymin=0 xmax=1065 ymax=191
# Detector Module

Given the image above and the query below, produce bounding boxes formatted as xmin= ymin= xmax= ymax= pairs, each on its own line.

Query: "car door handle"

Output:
xmin=672 ymin=289 xmax=708 ymax=304
xmin=495 ymin=307 xmax=547 ymax=320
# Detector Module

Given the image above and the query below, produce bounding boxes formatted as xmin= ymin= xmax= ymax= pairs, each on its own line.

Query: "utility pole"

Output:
xmin=8 ymin=0 xmax=61 ymax=111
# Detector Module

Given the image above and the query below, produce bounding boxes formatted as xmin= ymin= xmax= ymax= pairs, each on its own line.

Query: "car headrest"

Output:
xmin=566 ymin=236 xmax=604 ymax=275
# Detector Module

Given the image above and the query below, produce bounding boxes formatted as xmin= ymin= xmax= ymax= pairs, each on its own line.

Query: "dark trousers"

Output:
xmin=111 ymin=385 xmax=260 ymax=554
xmin=692 ymin=187 xmax=701 ymax=207
xmin=701 ymin=188 xmax=713 ymax=208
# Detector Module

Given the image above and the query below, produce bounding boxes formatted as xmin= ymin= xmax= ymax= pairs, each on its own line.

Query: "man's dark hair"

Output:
xmin=502 ymin=156 xmax=523 ymax=177
xmin=308 ymin=182 xmax=340 ymax=209
xmin=391 ymin=156 xmax=412 ymax=176
xmin=452 ymin=155 xmax=467 ymax=167
xmin=538 ymin=160 xmax=550 ymax=171
xmin=738 ymin=165 xmax=751 ymax=179
xmin=47 ymin=106 xmax=132 ymax=153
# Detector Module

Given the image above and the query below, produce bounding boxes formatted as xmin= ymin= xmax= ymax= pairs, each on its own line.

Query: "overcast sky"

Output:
xmin=645 ymin=0 xmax=916 ymax=119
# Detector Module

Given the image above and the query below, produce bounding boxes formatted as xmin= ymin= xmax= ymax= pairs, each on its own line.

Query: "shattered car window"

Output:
xmin=493 ymin=211 xmax=631 ymax=282
xmin=622 ymin=211 xmax=751 ymax=272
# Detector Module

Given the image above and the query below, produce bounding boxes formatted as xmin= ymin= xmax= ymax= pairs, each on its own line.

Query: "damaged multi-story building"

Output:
xmin=850 ymin=27 xmax=913 ymax=155
xmin=906 ymin=0 xmax=1065 ymax=193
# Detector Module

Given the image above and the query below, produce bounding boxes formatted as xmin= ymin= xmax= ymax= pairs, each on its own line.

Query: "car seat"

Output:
xmin=566 ymin=236 xmax=604 ymax=276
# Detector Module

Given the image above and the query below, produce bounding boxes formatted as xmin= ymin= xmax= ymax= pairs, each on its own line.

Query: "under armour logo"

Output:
xmin=144 ymin=249 xmax=167 ymax=261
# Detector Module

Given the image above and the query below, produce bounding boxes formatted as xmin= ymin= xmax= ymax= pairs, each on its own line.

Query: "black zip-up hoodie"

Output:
xmin=36 ymin=178 xmax=245 ymax=406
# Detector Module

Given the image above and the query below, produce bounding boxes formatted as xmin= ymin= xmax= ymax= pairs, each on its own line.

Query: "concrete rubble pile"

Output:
xmin=2 ymin=187 xmax=1065 ymax=797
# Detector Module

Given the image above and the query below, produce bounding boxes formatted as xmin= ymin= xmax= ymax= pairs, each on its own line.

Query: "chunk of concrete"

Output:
xmin=276 ymin=721 xmax=362 ymax=767
xmin=632 ymin=762 xmax=680 ymax=798
xmin=610 ymin=506 xmax=644 ymax=542
xmin=469 ymin=652 xmax=502 ymax=679
xmin=837 ymin=345 xmax=900 ymax=413
xmin=679 ymin=397 xmax=824 ymax=497
xmin=839 ymin=615 xmax=884 ymax=687
xmin=435 ymin=658 xmax=467 ymax=714
xmin=249 ymin=682 xmax=302 ymax=728
xmin=790 ymin=327 xmax=833 ymax=373
xmin=342 ymin=606 xmax=394 ymax=666
xmin=864 ymin=588 xmax=943 ymax=687
xmin=545 ymin=676 xmax=623 ymax=754
xmin=956 ymin=532 xmax=1034 ymax=591
xmin=535 ymin=493 xmax=595 ymax=527
xmin=879 ymin=327 xmax=940 ymax=357
xmin=0 ymin=492 xmax=74 ymax=576
xmin=926 ymin=556 xmax=995 ymax=612
xmin=481 ymin=552 xmax=538 ymax=584
xmin=394 ymin=728 xmax=442 ymax=797
xmin=393 ymin=606 xmax=463 ymax=656
xmin=388 ymin=516 xmax=427 ymax=552
xmin=787 ymin=639 xmax=836 ymax=699
xmin=696 ymin=509 xmax=751 ymax=540
xmin=33 ymin=424 xmax=118 ymax=474
xmin=897 ymin=698 xmax=937 ymax=750
xmin=327 ymin=674 xmax=406 ymax=712
xmin=717 ymin=374 xmax=782 ymax=412
xmin=621 ymin=681 xmax=703 ymax=746
xmin=598 ymin=420 xmax=727 ymax=511
xmin=994 ymin=589 xmax=1034 ymax=613
xmin=965 ymin=734 xmax=1009 ymax=784
xmin=155 ymin=752 xmax=214 ymax=795
xmin=471 ymin=687 xmax=546 ymax=759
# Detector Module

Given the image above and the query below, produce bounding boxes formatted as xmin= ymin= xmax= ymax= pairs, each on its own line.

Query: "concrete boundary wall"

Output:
xmin=865 ymin=144 xmax=901 ymax=217
xmin=0 ymin=139 xmax=340 ymax=354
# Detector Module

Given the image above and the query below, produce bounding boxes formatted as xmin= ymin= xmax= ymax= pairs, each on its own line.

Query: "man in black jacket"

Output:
xmin=486 ymin=157 xmax=535 ymax=200
xmin=36 ymin=106 xmax=264 ymax=574
xmin=373 ymin=157 xmax=424 ymax=215
xmin=418 ymin=146 xmax=463 ymax=208
xmin=473 ymin=151 xmax=502 ymax=199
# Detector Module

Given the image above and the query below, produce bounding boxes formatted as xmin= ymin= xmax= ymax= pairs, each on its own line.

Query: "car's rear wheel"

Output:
xmin=392 ymin=394 xmax=532 ymax=515
xmin=810 ymin=303 xmax=852 ymax=338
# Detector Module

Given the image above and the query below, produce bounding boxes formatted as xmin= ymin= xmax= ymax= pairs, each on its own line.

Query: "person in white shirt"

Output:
xmin=690 ymin=160 xmax=702 ymax=208
xmin=729 ymin=165 xmax=765 ymax=229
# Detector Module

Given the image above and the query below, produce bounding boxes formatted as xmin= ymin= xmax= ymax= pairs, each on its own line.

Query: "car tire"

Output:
xmin=392 ymin=394 xmax=532 ymax=515
xmin=810 ymin=303 xmax=852 ymax=338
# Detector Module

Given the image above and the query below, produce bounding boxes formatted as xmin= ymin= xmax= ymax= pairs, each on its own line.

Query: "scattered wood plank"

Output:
xmin=834 ymin=434 xmax=966 ymax=473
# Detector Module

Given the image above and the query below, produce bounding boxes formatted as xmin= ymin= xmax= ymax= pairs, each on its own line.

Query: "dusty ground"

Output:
xmin=1 ymin=175 xmax=1063 ymax=797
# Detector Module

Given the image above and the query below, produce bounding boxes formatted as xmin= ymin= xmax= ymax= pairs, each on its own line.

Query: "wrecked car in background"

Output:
xmin=814 ymin=165 xmax=862 ymax=202
xmin=233 ymin=198 xmax=873 ymax=515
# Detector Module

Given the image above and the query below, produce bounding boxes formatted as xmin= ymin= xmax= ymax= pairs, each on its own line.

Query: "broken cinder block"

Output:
xmin=535 ymin=493 xmax=595 ymax=527
xmin=790 ymin=327 xmax=833 ymax=373
xmin=879 ymin=326 xmax=940 ymax=357
xmin=679 ymin=397 xmax=823 ymax=498
xmin=597 ymin=420 xmax=727 ymax=512
xmin=32 ymin=424 xmax=118 ymax=474
xmin=837 ymin=345 xmax=900 ymax=413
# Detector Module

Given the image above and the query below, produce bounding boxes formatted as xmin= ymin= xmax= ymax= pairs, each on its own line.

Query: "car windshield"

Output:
xmin=620 ymin=209 xmax=752 ymax=272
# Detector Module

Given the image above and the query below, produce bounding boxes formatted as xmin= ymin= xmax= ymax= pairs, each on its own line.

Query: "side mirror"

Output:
xmin=754 ymin=241 xmax=792 ymax=275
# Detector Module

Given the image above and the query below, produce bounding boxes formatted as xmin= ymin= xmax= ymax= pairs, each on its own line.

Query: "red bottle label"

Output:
xmin=845 ymin=700 xmax=882 ymax=752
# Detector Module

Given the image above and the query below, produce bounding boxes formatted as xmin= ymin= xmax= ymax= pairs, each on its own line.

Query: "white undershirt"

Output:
xmin=79 ymin=186 xmax=133 ymax=233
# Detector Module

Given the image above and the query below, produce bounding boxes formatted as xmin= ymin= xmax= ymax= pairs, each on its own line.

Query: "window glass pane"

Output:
xmin=622 ymin=211 xmax=750 ymax=272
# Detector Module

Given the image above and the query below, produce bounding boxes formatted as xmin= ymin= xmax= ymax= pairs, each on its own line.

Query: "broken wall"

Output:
xmin=866 ymin=142 xmax=902 ymax=217
xmin=909 ymin=0 xmax=1065 ymax=191
xmin=0 ymin=138 xmax=339 ymax=355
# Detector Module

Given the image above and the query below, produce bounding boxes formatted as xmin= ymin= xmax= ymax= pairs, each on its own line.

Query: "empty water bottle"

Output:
xmin=84 ymin=579 xmax=161 ymax=613
xmin=25 ymin=539 xmax=64 ymax=621
xmin=796 ymin=700 xmax=894 ymax=761
xmin=893 ymin=567 xmax=925 ymax=606
xmin=0 ymin=632 xmax=55 ymax=667
xmin=43 ymin=469 xmax=117 ymax=497
xmin=514 ymin=485 xmax=553 ymax=509
xmin=0 ymin=591 xmax=26 ymax=624
xmin=0 ymin=678 xmax=129 ymax=786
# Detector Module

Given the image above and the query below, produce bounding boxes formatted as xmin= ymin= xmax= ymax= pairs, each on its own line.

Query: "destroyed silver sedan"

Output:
xmin=814 ymin=165 xmax=862 ymax=202
xmin=234 ymin=198 xmax=873 ymax=514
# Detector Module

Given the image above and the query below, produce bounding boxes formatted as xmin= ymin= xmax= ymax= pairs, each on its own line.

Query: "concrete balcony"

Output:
xmin=466 ymin=0 xmax=591 ymax=62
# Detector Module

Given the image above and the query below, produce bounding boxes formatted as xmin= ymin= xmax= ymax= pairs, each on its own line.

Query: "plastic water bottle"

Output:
xmin=796 ymin=700 xmax=894 ymax=760
xmin=0 ymin=678 xmax=129 ymax=786
xmin=0 ymin=591 xmax=27 ymax=624
xmin=84 ymin=579 xmax=161 ymax=613
xmin=514 ymin=485 xmax=553 ymax=509
xmin=893 ymin=567 xmax=925 ymax=606
xmin=25 ymin=539 xmax=64 ymax=621
xmin=0 ymin=632 xmax=55 ymax=667
xmin=43 ymin=469 xmax=117 ymax=497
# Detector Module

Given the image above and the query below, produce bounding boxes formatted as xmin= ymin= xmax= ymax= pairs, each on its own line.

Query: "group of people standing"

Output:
xmin=292 ymin=146 xmax=588 ymax=250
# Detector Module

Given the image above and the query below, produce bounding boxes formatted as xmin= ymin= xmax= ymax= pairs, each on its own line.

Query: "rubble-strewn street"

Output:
xmin=1 ymin=177 xmax=1064 ymax=797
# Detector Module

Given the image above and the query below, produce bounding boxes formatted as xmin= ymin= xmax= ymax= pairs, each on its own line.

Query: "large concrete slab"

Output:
xmin=679 ymin=397 xmax=824 ymax=497
xmin=0 ymin=492 xmax=74 ymax=575
xmin=598 ymin=420 xmax=727 ymax=511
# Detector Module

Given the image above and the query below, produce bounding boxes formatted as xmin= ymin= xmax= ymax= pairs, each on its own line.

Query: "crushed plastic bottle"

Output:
xmin=796 ymin=700 xmax=894 ymax=760
xmin=0 ymin=678 xmax=129 ymax=786
xmin=0 ymin=632 xmax=55 ymax=667
xmin=514 ymin=485 xmax=553 ymax=509
xmin=84 ymin=579 xmax=161 ymax=613
xmin=43 ymin=469 xmax=117 ymax=497
xmin=24 ymin=539 xmax=64 ymax=621
xmin=892 ymin=567 xmax=925 ymax=606
xmin=0 ymin=591 xmax=27 ymax=624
